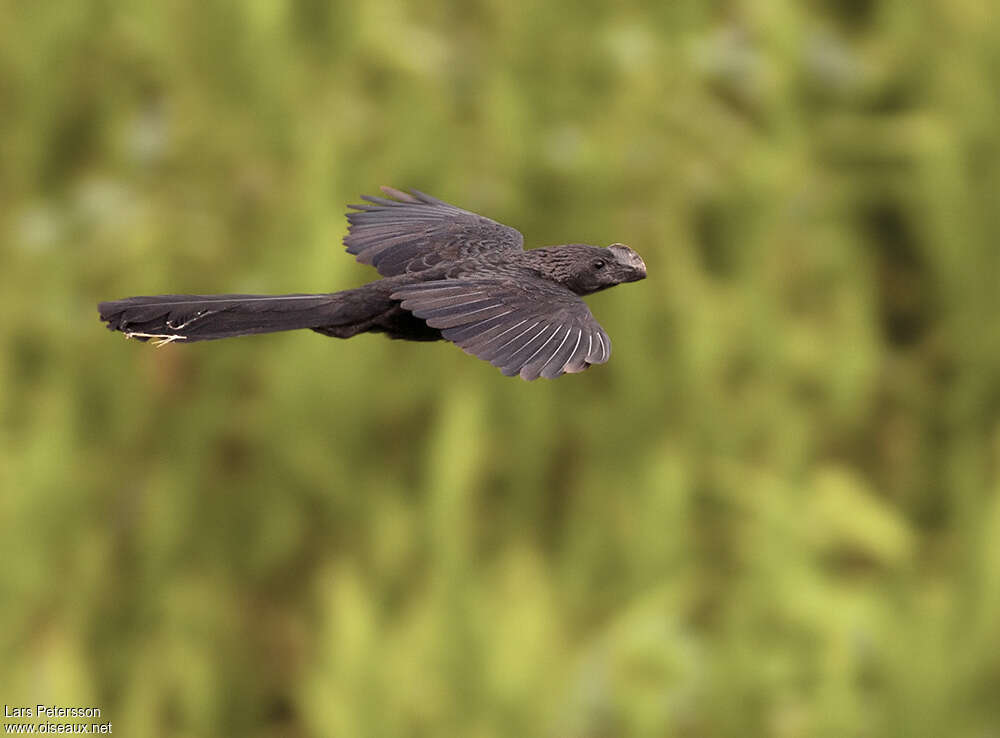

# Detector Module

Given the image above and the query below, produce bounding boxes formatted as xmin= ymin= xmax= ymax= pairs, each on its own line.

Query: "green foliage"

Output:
xmin=2 ymin=1 xmax=999 ymax=735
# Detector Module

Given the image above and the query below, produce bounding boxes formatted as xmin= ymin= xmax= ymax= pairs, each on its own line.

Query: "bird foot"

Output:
xmin=123 ymin=331 xmax=186 ymax=347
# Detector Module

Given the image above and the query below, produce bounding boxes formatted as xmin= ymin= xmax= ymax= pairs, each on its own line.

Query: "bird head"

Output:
xmin=559 ymin=243 xmax=647 ymax=295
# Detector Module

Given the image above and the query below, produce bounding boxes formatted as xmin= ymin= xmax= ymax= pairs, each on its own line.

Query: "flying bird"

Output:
xmin=98 ymin=187 xmax=647 ymax=380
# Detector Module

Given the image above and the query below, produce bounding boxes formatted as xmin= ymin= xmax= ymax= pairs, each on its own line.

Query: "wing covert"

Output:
xmin=345 ymin=187 xmax=524 ymax=277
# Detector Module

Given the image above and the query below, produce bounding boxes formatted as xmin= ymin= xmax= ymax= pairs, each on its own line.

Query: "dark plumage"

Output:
xmin=98 ymin=187 xmax=647 ymax=380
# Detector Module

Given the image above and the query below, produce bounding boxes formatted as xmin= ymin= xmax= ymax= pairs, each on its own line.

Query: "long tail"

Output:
xmin=98 ymin=290 xmax=379 ymax=344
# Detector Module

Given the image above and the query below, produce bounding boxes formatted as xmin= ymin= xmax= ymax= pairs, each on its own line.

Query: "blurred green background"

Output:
xmin=3 ymin=1 xmax=1000 ymax=736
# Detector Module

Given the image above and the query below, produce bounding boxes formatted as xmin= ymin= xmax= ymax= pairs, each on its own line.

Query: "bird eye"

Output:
xmin=593 ymin=259 xmax=606 ymax=270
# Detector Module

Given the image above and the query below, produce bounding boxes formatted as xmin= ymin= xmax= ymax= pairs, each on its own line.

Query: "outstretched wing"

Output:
xmin=391 ymin=277 xmax=611 ymax=380
xmin=344 ymin=187 xmax=524 ymax=277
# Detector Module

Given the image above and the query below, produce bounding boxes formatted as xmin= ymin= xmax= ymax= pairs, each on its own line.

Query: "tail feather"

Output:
xmin=98 ymin=293 xmax=361 ymax=343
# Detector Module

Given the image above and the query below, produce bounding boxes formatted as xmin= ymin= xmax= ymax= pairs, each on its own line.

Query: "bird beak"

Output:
xmin=609 ymin=243 xmax=647 ymax=282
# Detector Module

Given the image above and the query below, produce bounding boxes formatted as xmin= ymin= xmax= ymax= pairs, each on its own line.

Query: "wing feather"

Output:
xmin=345 ymin=187 xmax=524 ymax=277
xmin=537 ymin=326 xmax=577 ymax=380
xmin=518 ymin=324 xmax=565 ymax=380
xmin=499 ymin=323 xmax=555 ymax=376
xmin=391 ymin=276 xmax=611 ymax=380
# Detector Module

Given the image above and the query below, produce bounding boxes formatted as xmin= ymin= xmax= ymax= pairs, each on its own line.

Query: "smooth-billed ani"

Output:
xmin=98 ymin=187 xmax=647 ymax=380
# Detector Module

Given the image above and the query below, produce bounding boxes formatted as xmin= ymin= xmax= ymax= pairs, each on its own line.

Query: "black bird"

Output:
xmin=98 ymin=187 xmax=647 ymax=380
